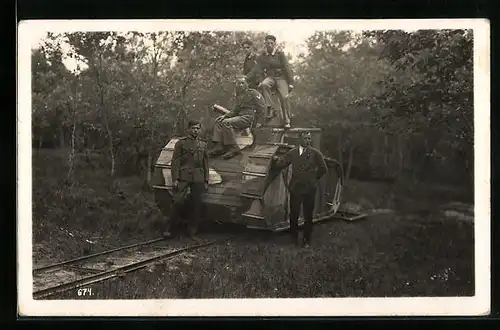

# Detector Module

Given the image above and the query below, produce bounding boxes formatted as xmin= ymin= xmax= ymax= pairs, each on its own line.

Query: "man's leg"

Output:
xmin=219 ymin=115 xmax=253 ymax=159
xmin=302 ymin=189 xmax=316 ymax=246
xmin=187 ymin=182 xmax=205 ymax=239
xmin=259 ymin=77 xmax=277 ymax=119
xmin=209 ymin=122 xmax=225 ymax=156
xmin=289 ymin=192 xmax=302 ymax=246
xmin=164 ymin=204 xmax=180 ymax=238
xmin=275 ymin=78 xmax=291 ymax=127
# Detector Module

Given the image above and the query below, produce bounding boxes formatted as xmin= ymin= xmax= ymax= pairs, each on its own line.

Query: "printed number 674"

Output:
xmin=77 ymin=288 xmax=93 ymax=296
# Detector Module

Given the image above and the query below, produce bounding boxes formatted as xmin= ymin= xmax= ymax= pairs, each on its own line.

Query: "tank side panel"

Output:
xmin=155 ymin=137 xmax=181 ymax=166
xmin=261 ymin=169 xmax=288 ymax=229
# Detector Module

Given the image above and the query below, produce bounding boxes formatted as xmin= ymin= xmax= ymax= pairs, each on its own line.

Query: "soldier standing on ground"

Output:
xmin=164 ymin=120 xmax=209 ymax=240
xmin=272 ymin=131 xmax=328 ymax=248
xmin=247 ymin=34 xmax=294 ymax=128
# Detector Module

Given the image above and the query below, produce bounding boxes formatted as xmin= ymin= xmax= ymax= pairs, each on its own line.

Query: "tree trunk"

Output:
xmin=146 ymin=127 xmax=154 ymax=186
xmin=94 ymin=54 xmax=115 ymax=178
xmin=398 ymin=135 xmax=404 ymax=176
xmin=67 ymin=113 xmax=77 ymax=182
xmin=59 ymin=126 xmax=65 ymax=149
xmin=345 ymin=144 xmax=354 ymax=181
xmin=337 ymin=133 xmax=343 ymax=170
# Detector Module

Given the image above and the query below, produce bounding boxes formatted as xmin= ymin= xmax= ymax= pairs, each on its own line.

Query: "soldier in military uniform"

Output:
xmin=164 ymin=120 xmax=209 ymax=240
xmin=246 ymin=34 xmax=294 ymax=128
xmin=241 ymin=39 xmax=259 ymax=89
xmin=209 ymin=75 xmax=267 ymax=159
xmin=272 ymin=131 xmax=328 ymax=248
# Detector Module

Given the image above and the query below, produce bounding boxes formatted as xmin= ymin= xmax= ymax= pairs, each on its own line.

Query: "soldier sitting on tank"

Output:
xmin=246 ymin=34 xmax=294 ymax=128
xmin=209 ymin=75 xmax=267 ymax=159
xmin=164 ymin=119 xmax=209 ymax=240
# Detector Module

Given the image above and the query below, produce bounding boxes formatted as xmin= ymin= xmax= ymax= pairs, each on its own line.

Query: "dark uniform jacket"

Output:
xmin=247 ymin=48 xmax=294 ymax=86
xmin=243 ymin=53 xmax=259 ymax=87
xmin=227 ymin=88 xmax=267 ymax=122
xmin=274 ymin=146 xmax=328 ymax=195
xmin=171 ymin=136 xmax=209 ymax=184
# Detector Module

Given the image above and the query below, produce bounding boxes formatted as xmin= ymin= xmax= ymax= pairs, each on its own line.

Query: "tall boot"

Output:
xmin=222 ymin=145 xmax=242 ymax=159
xmin=209 ymin=142 xmax=226 ymax=157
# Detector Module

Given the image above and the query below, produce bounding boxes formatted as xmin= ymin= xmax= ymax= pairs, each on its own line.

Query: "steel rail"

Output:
xmin=33 ymin=237 xmax=231 ymax=299
xmin=33 ymin=237 xmax=166 ymax=273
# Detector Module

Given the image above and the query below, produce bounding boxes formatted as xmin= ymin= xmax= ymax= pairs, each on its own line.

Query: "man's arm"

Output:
xmin=273 ymin=148 xmax=294 ymax=170
xmin=252 ymin=90 xmax=267 ymax=125
xmin=203 ymin=144 xmax=209 ymax=184
xmin=279 ymin=51 xmax=294 ymax=86
xmin=170 ymin=141 xmax=182 ymax=184
xmin=315 ymin=149 xmax=328 ymax=180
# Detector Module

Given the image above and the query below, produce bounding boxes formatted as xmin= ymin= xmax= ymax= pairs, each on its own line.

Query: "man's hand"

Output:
xmin=173 ymin=180 xmax=179 ymax=190
xmin=215 ymin=114 xmax=226 ymax=122
xmin=288 ymin=84 xmax=294 ymax=92
xmin=272 ymin=155 xmax=279 ymax=161
xmin=204 ymin=182 xmax=209 ymax=191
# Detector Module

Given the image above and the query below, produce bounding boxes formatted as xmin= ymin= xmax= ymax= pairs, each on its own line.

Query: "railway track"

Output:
xmin=32 ymin=209 xmax=367 ymax=299
xmin=33 ymin=235 xmax=232 ymax=299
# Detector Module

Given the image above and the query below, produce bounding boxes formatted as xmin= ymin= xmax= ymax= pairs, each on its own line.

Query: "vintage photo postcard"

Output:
xmin=17 ymin=18 xmax=490 ymax=317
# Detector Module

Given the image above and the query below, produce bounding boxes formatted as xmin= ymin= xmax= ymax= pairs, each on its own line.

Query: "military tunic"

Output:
xmin=212 ymin=88 xmax=267 ymax=146
xmin=246 ymin=49 xmax=294 ymax=126
xmin=168 ymin=136 xmax=209 ymax=235
xmin=243 ymin=53 xmax=259 ymax=88
xmin=171 ymin=136 xmax=209 ymax=184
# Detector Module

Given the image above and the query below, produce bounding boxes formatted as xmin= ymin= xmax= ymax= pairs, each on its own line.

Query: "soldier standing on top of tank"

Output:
xmin=246 ymin=34 xmax=294 ymax=128
xmin=272 ymin=131 xmax=328 ymax=248
xmin=241 ymin=39 xmax=259 ymax=89
xmin=164 ymin=120 xmax=209 ymax=240
xmin=209 ymin=75 xmax=267 ymax=159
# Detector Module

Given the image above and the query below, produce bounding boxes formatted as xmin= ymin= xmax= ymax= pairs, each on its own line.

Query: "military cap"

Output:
xmin=265 ymin=34 xmax=276 ymax=42
xmin=234 ymin=73 xmax=248 ymax=81
xmin=241 ymin=39 xmax=253 ymax=46
xmin=187 ymin=119 xmax=200 ymax=128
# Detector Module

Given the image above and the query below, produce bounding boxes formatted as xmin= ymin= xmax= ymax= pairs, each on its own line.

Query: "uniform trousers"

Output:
xmin=260 ymin=77 xmax=291 ymax=125
xmin=212 ymin=115 xmax=253 ymax=146
xmin=168 ymin=181 xmax=205 ymax=234
xmin=289 ymin=189 xmax=316 ymax=243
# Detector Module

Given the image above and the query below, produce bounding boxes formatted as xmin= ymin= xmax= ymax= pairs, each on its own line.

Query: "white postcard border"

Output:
xmin=17 ymin=18 xmax=491 ymax=317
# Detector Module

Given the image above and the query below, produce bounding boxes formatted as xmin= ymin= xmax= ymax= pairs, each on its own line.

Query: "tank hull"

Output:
xmin=151 ymin=128 xmax=343 ymax=231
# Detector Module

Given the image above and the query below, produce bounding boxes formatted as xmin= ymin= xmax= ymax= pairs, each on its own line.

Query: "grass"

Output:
xmin=33 ymin=148 xmax=475 ymax=299
xmin=32 ymin=148 xmax=165 ymax=264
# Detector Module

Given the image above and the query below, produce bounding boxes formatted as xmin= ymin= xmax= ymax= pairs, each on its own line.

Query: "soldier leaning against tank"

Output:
xmin=209 ymin=75 xmax=267 ymax=159
xmin=164 ymin=120 xmax=209 ymax=240
xmin=246 ymin=34 xmax=294 ymax=128
xmin=272 ymin=131 xmax=328 ymax=248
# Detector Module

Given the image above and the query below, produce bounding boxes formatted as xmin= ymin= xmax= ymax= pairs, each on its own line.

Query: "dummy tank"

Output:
xmin=151 ymin=125 xmax=345 ymax=232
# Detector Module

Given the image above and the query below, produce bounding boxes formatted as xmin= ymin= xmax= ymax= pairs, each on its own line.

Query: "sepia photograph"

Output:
xmin=17 ymin=19 xmax=490 ymax=317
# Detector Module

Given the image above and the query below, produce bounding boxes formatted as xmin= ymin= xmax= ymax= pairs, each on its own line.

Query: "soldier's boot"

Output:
xmin=187 ymin=225 xmax=200 ymax=242
xmin=302 ymin=236 xmax=311 ymax=249
xmin=163 ymin=227 xmax=175 ymax=239
xmin=209 ymin=143 xmax=226 ymax=157
xmin=222 ymin=145 xmax=242 ymax=159
xmin=291 ymin=231 xmax=300 ymax=247
xmin=163 ymin=222 xmax=178 ymax=239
